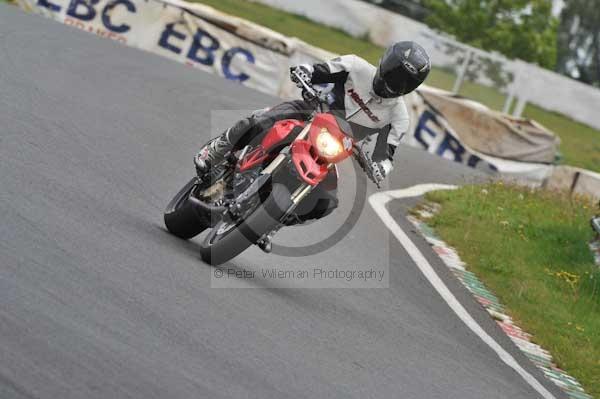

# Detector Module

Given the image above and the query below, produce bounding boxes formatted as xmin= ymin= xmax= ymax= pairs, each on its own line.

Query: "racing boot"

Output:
xmin=194 ymin=115 xmax=258 ymax=176
xmin=194 ymin=133 xmax=234 ymax=176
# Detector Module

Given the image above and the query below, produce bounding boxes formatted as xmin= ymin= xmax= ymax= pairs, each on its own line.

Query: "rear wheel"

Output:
xmin=199 ymin=183 xmax=293 ymax=265
xmin=164 ymin=178 xmax=214 ymax=239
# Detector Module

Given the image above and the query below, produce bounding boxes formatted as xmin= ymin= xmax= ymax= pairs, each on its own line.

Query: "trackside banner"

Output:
xmin=15 ymin=0 xmax=333 ymax=97
xmin=405 ymin=91 xmax=555 ymax=183
xmin=16 ymin=0 xmax=564 ymax=184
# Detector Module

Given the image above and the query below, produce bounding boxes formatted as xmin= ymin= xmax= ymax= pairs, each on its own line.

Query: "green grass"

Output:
xmin=422 ymin=183 xmax=600 ymax=397
xmin=194 ymin=0 xmax=600 ymax=172
xmin=523 ymin=106 xmax=600 ymax=171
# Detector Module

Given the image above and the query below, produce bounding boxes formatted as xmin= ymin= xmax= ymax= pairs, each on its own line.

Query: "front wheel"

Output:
xmin=199 ymin=183 xmax=293 ymax=265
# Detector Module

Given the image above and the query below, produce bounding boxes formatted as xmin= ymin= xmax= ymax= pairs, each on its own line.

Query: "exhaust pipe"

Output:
xmin=189 ymin=196 xmax=227 ymax=216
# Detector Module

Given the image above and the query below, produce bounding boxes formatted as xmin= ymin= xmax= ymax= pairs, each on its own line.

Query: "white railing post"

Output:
xmin=452 ymin=49 xmax=472 ymax=95
xmin=502 ymin=61 xmax=521 ymax=114
xmin=511 ymin=61 xmax=529 ymax=118
xmin=513 ymin=95 xmax=529 ymax=118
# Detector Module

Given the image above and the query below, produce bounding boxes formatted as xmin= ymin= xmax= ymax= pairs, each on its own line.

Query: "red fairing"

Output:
xmin=291 ymin=140 xmax=330 ymax=186
xmin=261 ymin=119 xmax=305 ymax=151
xmin=239 ymin=119 xmax=305 ymax=172
xmin=238 ymin=147 xmax=268 ymax=172
xmin=290 ymin=113 xmax=353 ymax=185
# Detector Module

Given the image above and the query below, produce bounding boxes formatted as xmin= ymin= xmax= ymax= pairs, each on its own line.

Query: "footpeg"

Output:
xmin=257 ymin=231 xmax=275 ymax=253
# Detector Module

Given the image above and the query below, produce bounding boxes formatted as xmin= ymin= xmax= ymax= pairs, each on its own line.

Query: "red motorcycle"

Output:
xmin=164 ymin=73 xmax=382 ymax=265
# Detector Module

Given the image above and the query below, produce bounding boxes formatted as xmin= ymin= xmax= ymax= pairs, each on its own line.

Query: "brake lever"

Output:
xmin=292 ymin=70 xmax=325 ymax=110
xmin=292 ymin=70 xmax=317 ymax=98
xmin=369 ymin=161 xmax=382 ymax=189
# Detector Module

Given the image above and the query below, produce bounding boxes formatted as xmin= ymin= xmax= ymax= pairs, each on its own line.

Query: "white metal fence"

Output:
xmin=253 ymin=0 xmax=600 ymax=131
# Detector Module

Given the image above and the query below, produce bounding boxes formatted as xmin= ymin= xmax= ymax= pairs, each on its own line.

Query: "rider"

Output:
xmin=194 ymin=42 xmax=430 ymax=245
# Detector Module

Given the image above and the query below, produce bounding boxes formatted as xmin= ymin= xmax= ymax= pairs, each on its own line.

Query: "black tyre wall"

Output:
xmin=199 ymin=183 xmax=293 ymax=265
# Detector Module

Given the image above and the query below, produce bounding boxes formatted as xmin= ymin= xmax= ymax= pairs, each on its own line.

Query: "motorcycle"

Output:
xmin=164 ymin=72 xmax=383 ymax=265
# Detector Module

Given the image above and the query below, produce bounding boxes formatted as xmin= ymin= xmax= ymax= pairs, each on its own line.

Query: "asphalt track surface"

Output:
xmin=0 ymin=5 xmax=566 ymax=399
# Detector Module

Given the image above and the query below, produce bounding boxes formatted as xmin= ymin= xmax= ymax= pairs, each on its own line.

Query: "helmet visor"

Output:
xmin=383 ymin=65 xmax=414 ymax=96
xmin=383 ymin=68 xmax=406 ymax=94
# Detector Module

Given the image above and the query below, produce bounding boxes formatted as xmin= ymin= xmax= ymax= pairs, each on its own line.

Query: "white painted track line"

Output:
xmin=369 ymin=183 xmax=557 ymax=399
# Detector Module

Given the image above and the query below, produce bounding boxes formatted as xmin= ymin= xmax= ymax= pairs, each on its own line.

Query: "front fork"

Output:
xmin=255 ymin=181 xmax=314 ymax=249
xmin=256 ymin=162 xmax=335 ymax=249
xmin=262 ymin=148 xmax=323 ymax=221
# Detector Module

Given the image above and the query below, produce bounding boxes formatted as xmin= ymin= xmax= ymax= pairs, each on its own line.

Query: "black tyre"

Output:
xmin=164 ymin=178 xmax=210 ymax=239
xmin=200 ymin=183 xmax=293 ymax=265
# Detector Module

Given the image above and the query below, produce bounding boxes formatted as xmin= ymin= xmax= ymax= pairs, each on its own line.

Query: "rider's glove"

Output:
xmin=290 ymin=64 xmax=313 ymax=88
xmin=372 ymin=159 xmax=393 ymax=184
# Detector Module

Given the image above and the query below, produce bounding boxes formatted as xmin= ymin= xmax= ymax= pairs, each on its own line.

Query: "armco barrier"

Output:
xmin=543 ymin=166 xmax=600 ymax=200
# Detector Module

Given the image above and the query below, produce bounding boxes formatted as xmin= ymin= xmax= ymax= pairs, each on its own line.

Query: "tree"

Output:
xmin=556 ymin=0 xmax=600 ymax=87
xmin=424 ymin=0 xmax=558 ymax=69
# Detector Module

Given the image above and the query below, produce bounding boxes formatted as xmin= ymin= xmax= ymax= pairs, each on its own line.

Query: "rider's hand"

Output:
xmin=290 ymin=64 xmax=313 ymax=88
xmin=372 ymin=159 xmax=393 ymax=184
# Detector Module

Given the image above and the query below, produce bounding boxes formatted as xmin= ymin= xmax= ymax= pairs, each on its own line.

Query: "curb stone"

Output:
xmin=407 ymin=208 xmax=593 ymax=399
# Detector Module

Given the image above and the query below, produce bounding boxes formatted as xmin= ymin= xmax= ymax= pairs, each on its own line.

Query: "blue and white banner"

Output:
xmin=15 ymin=0 xmax=334 ymax=97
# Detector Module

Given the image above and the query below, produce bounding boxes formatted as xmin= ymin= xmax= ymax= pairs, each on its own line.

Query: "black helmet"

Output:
xmin=373 ymin=41 xmax=430 ymax=98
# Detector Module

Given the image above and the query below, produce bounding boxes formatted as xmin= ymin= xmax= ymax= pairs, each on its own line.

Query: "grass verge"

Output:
xmin=193 ymin=0 xmax=600 ymax=172
xmin=422 ymin=183 xmax=600 ymax=396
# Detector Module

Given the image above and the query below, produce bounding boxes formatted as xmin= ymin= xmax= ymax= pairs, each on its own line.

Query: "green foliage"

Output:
xmin=424 ymin=0 xmax=558 ymax=68
xmin=424 ymin=182 xmax=600 ymax=396
xmin=557 ymin=0 xmax=600 ymax=87
xmin=522 ymin=105 xmax=600 ymax=171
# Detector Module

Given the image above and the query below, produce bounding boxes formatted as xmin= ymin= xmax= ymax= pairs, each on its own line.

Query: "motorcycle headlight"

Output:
xmin=315 ymin=128 xmax=344 ymax=158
